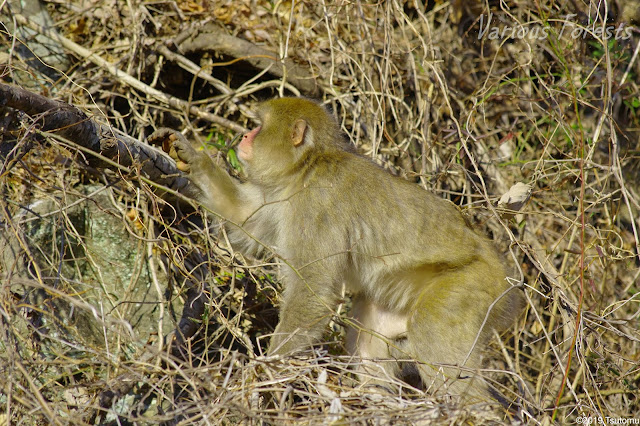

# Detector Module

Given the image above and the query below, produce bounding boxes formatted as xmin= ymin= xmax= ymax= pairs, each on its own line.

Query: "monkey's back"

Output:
xmin=278 ymin=149 xmax=520 ymax=329
xmin=294 ymin=151 xmax=478 ymax=257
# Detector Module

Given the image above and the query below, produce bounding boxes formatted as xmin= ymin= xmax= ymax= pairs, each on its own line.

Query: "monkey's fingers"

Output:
xmin=147 ymin=128 xmax=177 ymax=150
xmin=176 ymin=160 xmax=190 ymax=173
xmin=148 ymin=128 xmax=200 ymax=172
xmin=148 ymin=128 xmax=190 ymax=157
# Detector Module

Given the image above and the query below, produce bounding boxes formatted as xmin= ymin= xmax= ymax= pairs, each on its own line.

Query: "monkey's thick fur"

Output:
xmin=157 ymin=97 xmax=524 ymax=402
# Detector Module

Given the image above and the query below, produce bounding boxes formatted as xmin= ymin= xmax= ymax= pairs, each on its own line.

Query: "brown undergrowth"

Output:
xmin=1 ymin=0 xmax=639 ymax=424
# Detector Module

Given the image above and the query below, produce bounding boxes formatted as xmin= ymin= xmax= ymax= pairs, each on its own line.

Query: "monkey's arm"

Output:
xmin=267 ymin=265 xmax=340 ymax=355
xmin=150 ymin=128 xmax=256 ymax=223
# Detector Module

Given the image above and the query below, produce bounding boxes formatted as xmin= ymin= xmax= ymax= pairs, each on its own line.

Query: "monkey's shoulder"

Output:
xmin=298 ymin=151 xmax=459 ymax=208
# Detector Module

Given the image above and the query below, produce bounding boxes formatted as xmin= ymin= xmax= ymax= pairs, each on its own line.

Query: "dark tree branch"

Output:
xmin=0 ymin=82 xmax=191 ymax=194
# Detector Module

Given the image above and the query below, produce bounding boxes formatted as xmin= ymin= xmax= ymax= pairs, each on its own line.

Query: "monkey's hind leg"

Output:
xmin=406 ymin=263 xmax=507 ymax=403
xmin=346 ymin=294 xmax=410 ymax=390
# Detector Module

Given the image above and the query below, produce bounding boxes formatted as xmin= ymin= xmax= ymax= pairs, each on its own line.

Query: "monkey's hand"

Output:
xmin=148 ymin=127 xmax=220 ymax=197
xmin=149 ymin=128 xmax=250 ymax=223
xmin=148 ymin=128 xmax=204 ymax=174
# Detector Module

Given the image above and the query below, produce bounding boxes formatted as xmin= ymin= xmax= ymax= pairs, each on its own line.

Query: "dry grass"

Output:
xmin=1 ymin=0 xmax=639 ymax=424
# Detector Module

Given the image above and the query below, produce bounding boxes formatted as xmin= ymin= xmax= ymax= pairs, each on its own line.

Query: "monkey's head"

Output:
xmin=238 ymin=98 xmax=346 ymax=183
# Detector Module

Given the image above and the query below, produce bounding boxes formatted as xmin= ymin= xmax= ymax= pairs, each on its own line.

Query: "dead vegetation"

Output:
xmin=1 ymin=0 xmax=639 ymax=424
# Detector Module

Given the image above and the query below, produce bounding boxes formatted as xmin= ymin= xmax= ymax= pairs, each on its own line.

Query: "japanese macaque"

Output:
xmin=153 ymin=98 xmax=523 ymax=402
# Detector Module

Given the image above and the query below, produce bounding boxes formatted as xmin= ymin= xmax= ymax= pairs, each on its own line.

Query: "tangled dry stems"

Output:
xmin=1 ymin=0 xmax=639 ymax=424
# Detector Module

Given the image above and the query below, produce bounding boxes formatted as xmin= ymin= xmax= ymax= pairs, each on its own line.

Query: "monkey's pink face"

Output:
xmin=238 ymin=126 xmax=261 ymax=161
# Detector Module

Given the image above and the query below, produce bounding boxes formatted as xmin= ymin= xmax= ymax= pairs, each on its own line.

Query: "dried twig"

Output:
xmin=11 ymin=14 xmax=246 ymax=133
xmin=175 ymin=21 xmax=319 ymax=96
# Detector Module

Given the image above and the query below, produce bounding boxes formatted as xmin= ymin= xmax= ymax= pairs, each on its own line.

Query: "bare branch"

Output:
xmin=176 ymin=21 xmax=320 ymax=96
xmin=12 ymin=13 xmax=247 ymax=133
xmin=0 ymin=82 xmax=190 ymax=193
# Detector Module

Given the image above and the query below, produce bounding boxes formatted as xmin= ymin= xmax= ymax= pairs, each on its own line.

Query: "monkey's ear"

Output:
xmin=291 ymin=119 xmax=308 ymax=147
